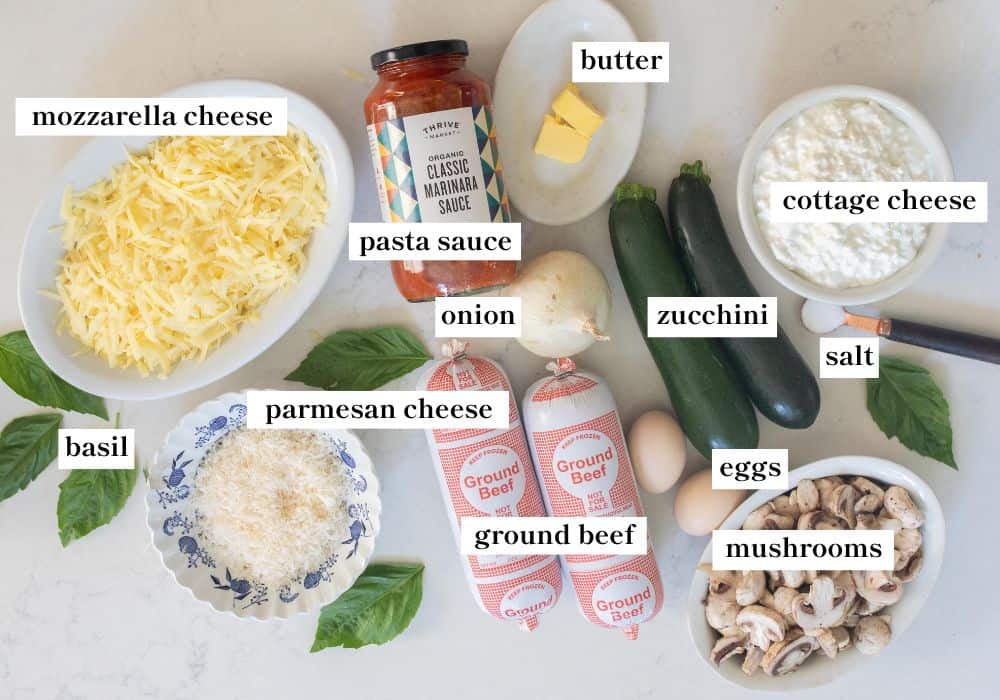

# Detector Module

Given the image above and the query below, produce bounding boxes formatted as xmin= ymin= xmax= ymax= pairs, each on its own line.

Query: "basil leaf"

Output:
xmin=57 ymin=466 xmax=137 ymax=546
xmin=0 ymin=331 xmax=108 ymax=419
xmin=311 ymin=562 xmax=424 ymax=651
xmin=287 ymin=327 xmax=430 ymax=390
xmin=866 ymin=356 xmax=957 ymax=469
xmin=0 ymin=413 xmax=62 ymax=502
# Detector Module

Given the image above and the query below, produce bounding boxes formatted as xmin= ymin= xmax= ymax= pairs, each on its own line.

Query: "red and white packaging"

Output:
xmin=417 ymin=341 xmax=562 ymax=631
xmin=523 ymin=359 xmax=663 ymax=637
xmin=566 ymin=548 xmax=664 ymax=640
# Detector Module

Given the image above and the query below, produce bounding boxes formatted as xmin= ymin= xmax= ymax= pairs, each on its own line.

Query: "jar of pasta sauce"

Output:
xmin=365 ymin=39 xmax=514 ymax=301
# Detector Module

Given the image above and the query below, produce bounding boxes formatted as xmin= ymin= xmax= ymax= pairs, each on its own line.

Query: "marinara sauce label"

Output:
xmin=367 ymin=106 xmax=510 ymax=223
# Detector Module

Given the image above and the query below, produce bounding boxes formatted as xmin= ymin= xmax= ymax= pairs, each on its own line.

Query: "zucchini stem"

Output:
xmin=680 ymin=160 xmax=711 ymax=185
xmin=614 ymin=182 xmax=657 ymax=203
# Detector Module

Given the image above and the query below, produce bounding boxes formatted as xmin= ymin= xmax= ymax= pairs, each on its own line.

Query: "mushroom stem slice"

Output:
xmin=741 ymin=646 xmax=765 ymax=676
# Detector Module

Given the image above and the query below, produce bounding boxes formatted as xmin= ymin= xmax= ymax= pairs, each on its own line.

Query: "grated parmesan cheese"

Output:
xmin=55 ymin=128 xmax=328 ymax=376
xmin=192 ymin=428 xmax=349 ymax=585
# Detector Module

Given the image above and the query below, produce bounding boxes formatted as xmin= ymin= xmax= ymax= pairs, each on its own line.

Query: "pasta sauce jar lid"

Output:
xmin=370 ymin=39 xmax=469 ymax=69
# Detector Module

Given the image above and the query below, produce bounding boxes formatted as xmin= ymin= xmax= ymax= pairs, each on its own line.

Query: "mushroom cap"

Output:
xmin=854 ymin=614 xmax=892 ymax=655
xmin=743 ymin=503 xmax=775 ymax=530
xmin=736 ymin=605 xmax=788 ymax=650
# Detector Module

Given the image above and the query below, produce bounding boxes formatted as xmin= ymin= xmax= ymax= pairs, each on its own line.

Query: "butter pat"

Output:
xmin=534 ymin=114 xmax=589 ymax=164
xmin=550 ymin=84 xmax=605 ymax=138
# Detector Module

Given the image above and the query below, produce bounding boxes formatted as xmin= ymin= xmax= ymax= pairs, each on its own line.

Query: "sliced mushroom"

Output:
xmin=852 ymin=570 xmax=904 ymax=607
xmin=897 ymin=549 xmax=924 ymax=582
xmin=762 ymin=631 xmax=817 ymax=676
xmin=825 ymin=484 xmax=859 ymax=527
xmin=772 ymin=586 xmax=799 ymax=626
xmin=736 ymin=571 xmax=767 ymax=606
xmin=742 ymin=646 xmax=765 ymax=676
xmin=710 ymin=634 xmax=747 ymax=664
xmin=852 ymin=596 xmax=886 ymax=617
xmin=736 ymin=605 xmax=787 ymax=651
xmin=771 ymin=494 xmax=800 ymax=518
xmin=815 ymin=516 xmax=848 ymax=531
xmin=813 ymin=628 xmax=840 ymax=659
xmin=705 ymin=568 xmax=740 ymax=600
xmin=814 ymin=476 xmax=844 ymax=507
xmin=854 ymin=614 xmax=891 ymax=655
xmin=743 ymin=503 xmax=775 ymax=530
xmin=854 ymin=493 xmax=883 ymax=514
xmin=791 ymin=575 xmax=855 ymax=633
xmin=762 ymin=513 xmax=795 ymax=530
xmin=706 ymin=593 xmax=741 ymax=631
xmin=850 ymin=476 xmax=885 ymax=501
xmin=883 ymin=486 xmax=925 ymax=529
xmin=855 ymin=512 xmax=879 ymax=530
xmin=893 ymin=528 xmax=922 ymax=571
xmin=794 ymin=479 xmax=820 ymax=512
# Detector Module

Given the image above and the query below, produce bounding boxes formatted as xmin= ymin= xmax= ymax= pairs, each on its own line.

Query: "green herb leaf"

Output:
xmin=57 ymin=466 xmax=137 ymax=546
xmin=287 ymin=327 xmax=430 ymax=390
xmin=311 ymin=562 xmax=424 ymax=651
xmin=866 ymin=356 xmax=957 ymax=469
xmin=0 ymin=413 xmax=62 ymax=502
xmin=0 ymin=331 xmax=108 ymax=419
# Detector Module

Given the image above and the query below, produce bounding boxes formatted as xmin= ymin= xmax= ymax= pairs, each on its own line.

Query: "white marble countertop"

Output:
xmin=1 ymin=1 xmax=997 ymax=698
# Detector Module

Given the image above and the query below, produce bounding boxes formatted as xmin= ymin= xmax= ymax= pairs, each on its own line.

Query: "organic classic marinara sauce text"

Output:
xmin=364 ymin=39 xmax=514 ymax=301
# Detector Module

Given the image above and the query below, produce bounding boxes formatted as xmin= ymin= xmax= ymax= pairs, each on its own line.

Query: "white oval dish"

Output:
xmin=17 ymin=80 xmax=354 ymax=401
xmin=493 ymin=0 xmax=646 ymax=225
xmin=686 ymin=456 xmax=945 ymax=691
xmin=146 ymin=390 xmax=380 ymax=620
xmin=736 ymin=85 xmax=953 ymax=305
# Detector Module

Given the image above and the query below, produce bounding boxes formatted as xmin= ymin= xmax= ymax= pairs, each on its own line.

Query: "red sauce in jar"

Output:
xmin=365 ymin=39 xmax=514 ymax=302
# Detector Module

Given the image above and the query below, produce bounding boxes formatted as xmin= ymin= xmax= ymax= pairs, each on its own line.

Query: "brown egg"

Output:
xmin=628 ymin=410 xmax=687 ymax=494
xmin=674 ymin=468 xmax=747 ymax=536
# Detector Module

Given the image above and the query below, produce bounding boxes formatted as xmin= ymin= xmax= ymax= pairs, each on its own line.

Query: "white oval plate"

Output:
xmin=17 ymin=80 xmax=354 ymax=400
xmin=493 ymin=0 xmax=646 ymax=225
xmin=146 ymin=390 xmax=380 ymax=619
xmin=686 ymin=456 xmax=945 ymax=691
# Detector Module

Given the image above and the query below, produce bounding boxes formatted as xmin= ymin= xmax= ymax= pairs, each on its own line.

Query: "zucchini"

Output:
xmin=668 ymin=161 xmax=820 ymax=429
xmin=610 ymin=183 xmax=758 ymax=457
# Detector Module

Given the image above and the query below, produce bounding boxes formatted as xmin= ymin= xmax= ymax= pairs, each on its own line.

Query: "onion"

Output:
xmin=504 ymin=250 xmax=611 ymax=358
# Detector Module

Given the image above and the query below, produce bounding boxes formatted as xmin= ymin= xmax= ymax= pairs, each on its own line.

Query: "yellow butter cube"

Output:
xmin=534 ymin=114 xmax=589 ymax=164
xmin=551 ymin=83 xmax=605 ymax=138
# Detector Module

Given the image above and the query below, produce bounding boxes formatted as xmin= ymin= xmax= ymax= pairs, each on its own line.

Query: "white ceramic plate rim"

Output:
xmin=736 ymin=85 xmax=954 ymax=305
xmin=493 ymin=0 xmax=646 ymax=225
xmin=145 ymin=390 xmax=380 ymax=620
xmin=686 ymin=456 xmax=946 ymax=691
xmin=17 ymin=79 xmax=354 ymax=400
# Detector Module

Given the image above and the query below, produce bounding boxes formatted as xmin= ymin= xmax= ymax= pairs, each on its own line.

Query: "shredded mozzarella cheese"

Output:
xmin=193 ymin=429 xmax=349 ymax=585
xmin=55 ymin=128 xmax=328 ymax=376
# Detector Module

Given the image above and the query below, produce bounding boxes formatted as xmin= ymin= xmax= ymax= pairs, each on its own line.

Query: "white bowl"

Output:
xmin=146 ymin=390 xmax=380 ymax=619
xmin=736 ymin=85 xmax=953 ymax=305
xmin=493 ymin=0 xmax=646 ymax=225
xmin=17 ymin=80 xmax=354 ymax=400
xmin=686 ymin=456 xmax=945 ymax=691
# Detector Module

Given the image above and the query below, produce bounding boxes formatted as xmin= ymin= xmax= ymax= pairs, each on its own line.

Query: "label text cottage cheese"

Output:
xmin=753 ymin=99 xmax=932 ymax=289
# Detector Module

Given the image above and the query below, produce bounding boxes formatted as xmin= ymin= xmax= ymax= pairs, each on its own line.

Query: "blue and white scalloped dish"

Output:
xmin=146 ymin=390 xmax=380 ymax=619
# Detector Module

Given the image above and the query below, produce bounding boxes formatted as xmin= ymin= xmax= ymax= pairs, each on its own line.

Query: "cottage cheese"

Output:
xmin=753 ymin=99 xmax=932 ymax=289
